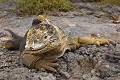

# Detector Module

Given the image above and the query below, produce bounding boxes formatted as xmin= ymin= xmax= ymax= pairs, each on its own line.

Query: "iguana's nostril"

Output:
xmin=34 ymin=40 xmax=40 ymax=44
xmin=30 ymin=47 xmax=33 ymax=50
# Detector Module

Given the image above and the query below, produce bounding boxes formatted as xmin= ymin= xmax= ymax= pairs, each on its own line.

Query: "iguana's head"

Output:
xmin=24 ymin=24 xmax=59 ymax=55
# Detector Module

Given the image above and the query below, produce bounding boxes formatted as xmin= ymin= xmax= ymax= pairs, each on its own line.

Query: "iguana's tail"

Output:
xmin=0 ymin=29 xmax=23 ymax=50
xmin=5 ymin=29 xmax=23 ymax=39
xmin=0 ymin=39 xmax=21 ymax=50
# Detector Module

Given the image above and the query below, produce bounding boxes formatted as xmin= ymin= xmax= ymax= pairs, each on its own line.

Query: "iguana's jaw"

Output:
xmin=24 ymin=43 xmax=58 ymax=55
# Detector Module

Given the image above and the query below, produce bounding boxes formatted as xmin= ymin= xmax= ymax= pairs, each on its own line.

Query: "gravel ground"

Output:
xmin=0 ymin=1 xmax=120 ymax=80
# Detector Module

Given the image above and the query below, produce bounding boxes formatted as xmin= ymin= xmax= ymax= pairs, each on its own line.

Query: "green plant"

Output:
xmin=0 ymin=0 xmax=7 ymax=3
xmin=99 ymin=0 xmax=120 ymax=6
xmin=80 ymin=0 xmax=101 ymax=2
xmin=16 ymin=0 xmax=74 ymax=15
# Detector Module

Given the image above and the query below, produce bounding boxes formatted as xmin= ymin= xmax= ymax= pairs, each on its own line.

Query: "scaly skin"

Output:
xmin=0 ymin=15 xmax=116 ymax=72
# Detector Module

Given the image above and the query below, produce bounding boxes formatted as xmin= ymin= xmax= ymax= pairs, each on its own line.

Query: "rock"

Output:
xmin=79 ymin=58 xmax=97 ymax=74
xmin=68 ymin=24 xmax=76 ymax=27
xmin=107 ymin=76 xmax=120 ymax=80
xmin=31 ymin=72 xmax=56 ymax=80
xmin=59 ymin=70 xmax=70 ymax=78
xmin=0 ymin=68 xmax=56 ymax=80
xmin=83 ymin=74 xmax=102 ymax=80
xmin=0 ymin=50 xmax=4 ymax=55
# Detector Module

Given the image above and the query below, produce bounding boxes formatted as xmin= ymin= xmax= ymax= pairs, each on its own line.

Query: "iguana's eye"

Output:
xmin=42 ymin=34 xmax=48 ymax=40
xmin=43 ymin=35 xmax=47 ymax=39
xmin=42 ymin=33 xmax=51 ymax=41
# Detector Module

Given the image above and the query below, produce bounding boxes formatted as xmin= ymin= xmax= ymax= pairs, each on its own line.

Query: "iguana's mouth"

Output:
xmin=23 ymin=42 xmax=57 ymax=55
xmin=25 ymin=43 xmax=47 ymax=51
xmin=24 ymin=46 xmax=48 ymax=55
xmin=24 ymin=41 xmax=48 ymax=52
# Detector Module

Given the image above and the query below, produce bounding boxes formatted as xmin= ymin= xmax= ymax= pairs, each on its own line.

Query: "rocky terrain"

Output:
xmin=0 ymin=1 xmax=120 ymax=80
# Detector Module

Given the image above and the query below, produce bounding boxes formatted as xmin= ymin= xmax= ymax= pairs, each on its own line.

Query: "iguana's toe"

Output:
xmin=94 ymin=39 xmax=116 ymax=46
xmin=40 ymin=64 xmax=58 ymax=72
xmin=48 ymin=63 xmax=59 ymax=67
xmin=108 ymin=40 xmax=116 ymax=46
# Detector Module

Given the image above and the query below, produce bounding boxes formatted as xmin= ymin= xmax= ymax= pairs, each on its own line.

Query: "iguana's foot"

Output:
xmin=69 ymin=38 xmax=116 ymax=51
xmin=35 ymin=58 xmax=59 ymax=72
xmin=94 ymin=38 xmax=116 ymax=46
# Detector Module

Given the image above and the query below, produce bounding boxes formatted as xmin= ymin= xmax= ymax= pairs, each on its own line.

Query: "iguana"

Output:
xmin=0 ymin=15 xmax=116 ymax=72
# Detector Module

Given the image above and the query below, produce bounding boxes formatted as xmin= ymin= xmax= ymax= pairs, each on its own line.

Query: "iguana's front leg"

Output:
xmin=67 ymin=37 xmax=116 ymax=51
xmin=22 ymin=53 xmax=59 ymax=72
